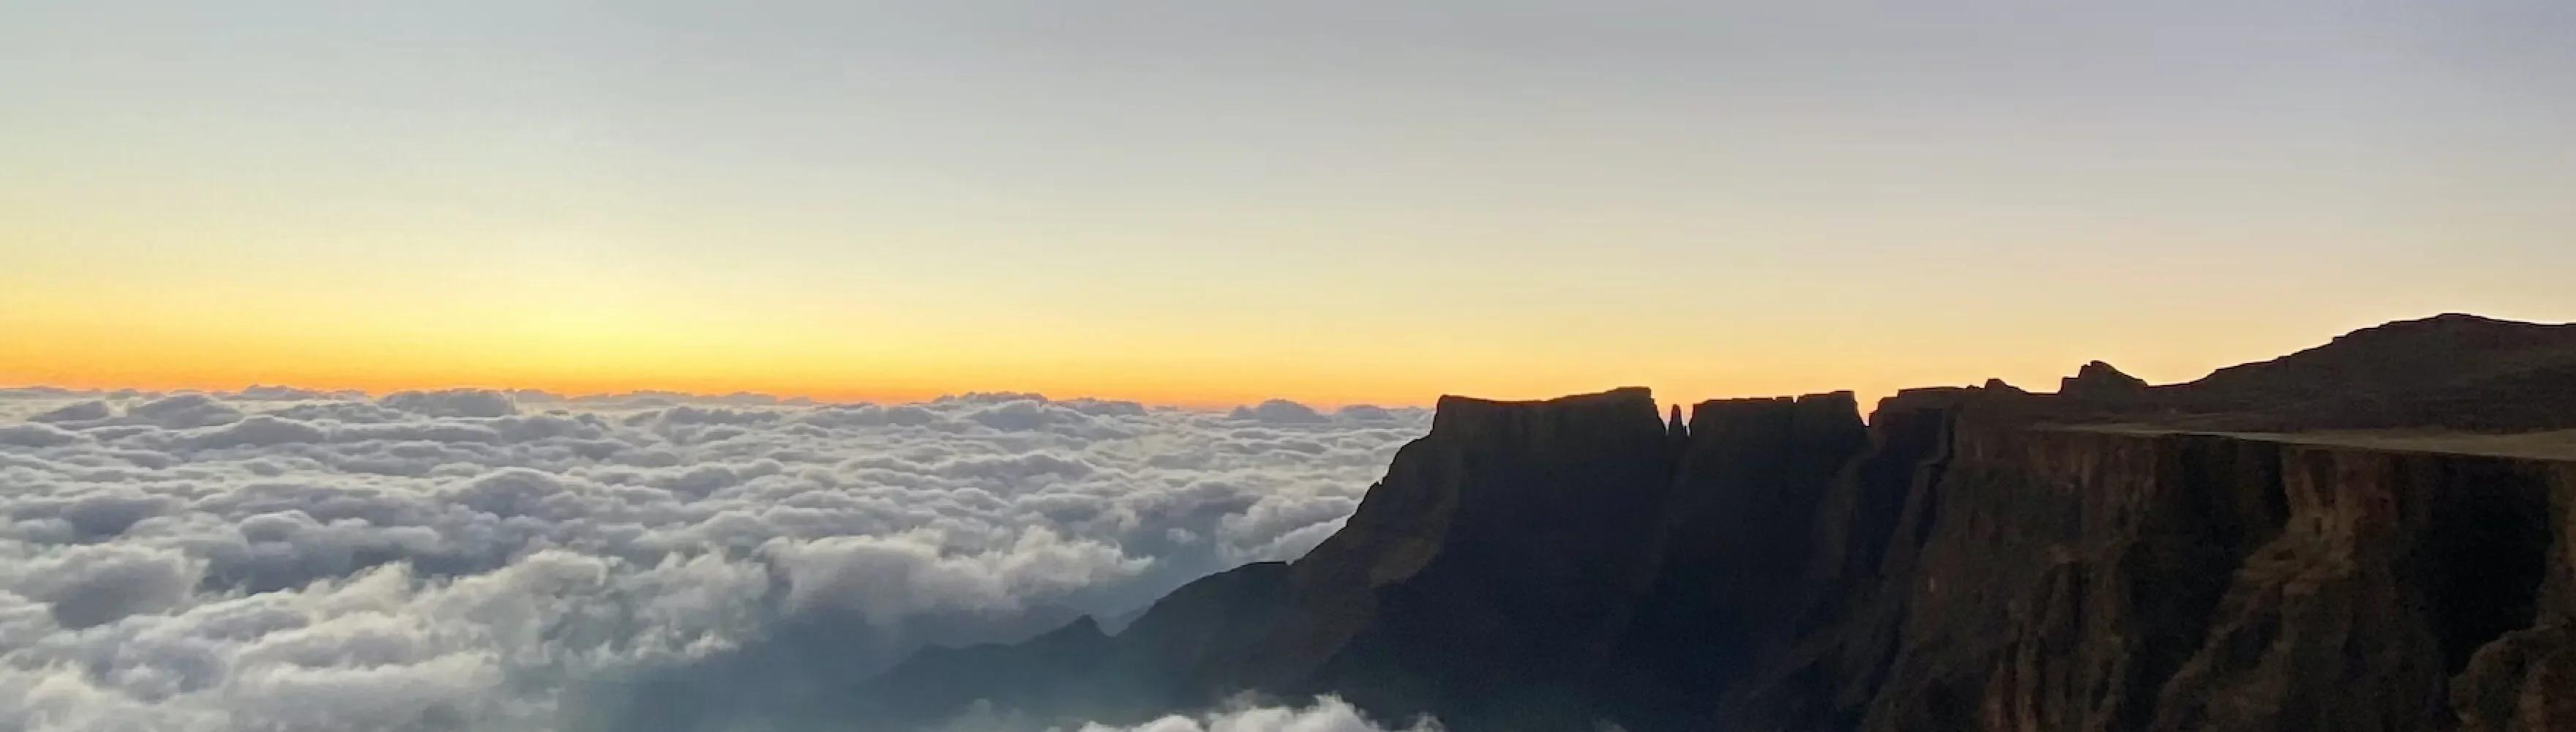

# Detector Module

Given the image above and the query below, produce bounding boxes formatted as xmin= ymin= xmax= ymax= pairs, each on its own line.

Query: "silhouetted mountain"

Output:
xmin=2158 ymin=313 xmax=2576 ymax=430
xmin=855 ymin=314 xmax=2576 ymax=731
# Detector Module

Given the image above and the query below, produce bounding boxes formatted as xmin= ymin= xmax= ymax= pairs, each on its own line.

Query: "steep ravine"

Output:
xmin=858 ymin=318 xmax=2576 ymax=731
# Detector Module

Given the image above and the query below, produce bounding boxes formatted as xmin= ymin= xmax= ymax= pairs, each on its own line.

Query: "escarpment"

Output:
xmin=858 ymin=315 xmax=2576 ymax=731
xmin=1720 ymin=417 xmax=2575 ymax=732
xmin=1253 ymin=389 xmax=1682 ymax=725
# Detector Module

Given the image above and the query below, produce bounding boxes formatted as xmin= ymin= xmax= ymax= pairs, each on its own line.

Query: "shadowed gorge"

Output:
xmin=856 ymin=314 xmax=2576 ymax=731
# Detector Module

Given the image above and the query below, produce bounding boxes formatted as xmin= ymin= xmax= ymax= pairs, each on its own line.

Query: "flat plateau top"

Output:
xmin=2056 ymin=425 xmax=2576 ymax=462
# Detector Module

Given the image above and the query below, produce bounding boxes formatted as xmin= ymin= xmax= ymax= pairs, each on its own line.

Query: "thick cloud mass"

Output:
xmin=0 ymin=388 xmax=1426 ymax=731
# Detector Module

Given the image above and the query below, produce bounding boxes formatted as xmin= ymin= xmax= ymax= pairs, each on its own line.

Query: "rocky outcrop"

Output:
xmin=2060 ymin=361 xmax=2149 ymax=402
xmin=857 ymin=315 xmax=2576 ymax=731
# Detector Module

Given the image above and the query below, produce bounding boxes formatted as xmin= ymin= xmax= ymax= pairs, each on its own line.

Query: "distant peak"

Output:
xmin=2416 ymin=312 xmax=2507 ymax=324
xmin=2332 ymin=312 xmax=2559 ymax=343
xmin=2061 ymin=360 xmax=2149 ymax=399
xmin=2079 ymin=361 xmax=2141 ymax=380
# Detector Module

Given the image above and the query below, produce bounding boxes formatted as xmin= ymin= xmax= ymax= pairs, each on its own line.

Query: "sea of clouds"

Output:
xmin=0 ymin=386 xmax=1431 ymax=731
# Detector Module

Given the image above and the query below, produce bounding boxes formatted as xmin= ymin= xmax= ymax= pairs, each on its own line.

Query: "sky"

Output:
xmin=5 ymin=0 xmax=2573 ymax=408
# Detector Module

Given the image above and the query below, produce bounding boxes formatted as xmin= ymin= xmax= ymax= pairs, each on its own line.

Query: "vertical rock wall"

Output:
xmin=1717 ymin=408 xmax=2576 ymax=732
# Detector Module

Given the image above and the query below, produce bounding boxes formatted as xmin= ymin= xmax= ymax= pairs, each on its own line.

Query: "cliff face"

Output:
xmin=1598 ymin=393 xmax=1868 ymax=729
xmin=859 ymin=316 xmax=2576 ymax=731
xmin=1720 ymin=408 xmax=2575 ymax=732
xmin=1242 ymin=388 xmax=1683 ymax=725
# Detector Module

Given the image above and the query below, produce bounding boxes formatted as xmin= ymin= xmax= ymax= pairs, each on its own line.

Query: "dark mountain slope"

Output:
xmin=2112 ymin=313 xmax=2576 ymax=431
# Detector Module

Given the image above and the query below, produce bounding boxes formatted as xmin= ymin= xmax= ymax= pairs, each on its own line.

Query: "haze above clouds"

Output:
xmin=0 ymin=386 xmax=1426 ymax=731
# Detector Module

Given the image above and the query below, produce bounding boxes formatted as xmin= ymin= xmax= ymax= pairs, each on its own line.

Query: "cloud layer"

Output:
xmin=0 ymin=387 xmax=1425 ymax=731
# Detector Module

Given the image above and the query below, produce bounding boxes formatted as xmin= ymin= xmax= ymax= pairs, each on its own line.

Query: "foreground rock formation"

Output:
xmin=856 ymin=314 xmax=2576 ymax=731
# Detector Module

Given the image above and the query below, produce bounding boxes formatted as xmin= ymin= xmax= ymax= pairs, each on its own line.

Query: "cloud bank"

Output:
xmin=0 ymin=387 xmax=1426 ymax=731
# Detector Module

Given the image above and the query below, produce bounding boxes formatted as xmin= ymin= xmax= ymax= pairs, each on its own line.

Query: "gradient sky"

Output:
xmin=5 ymin=1 xmax=2572 ymax=408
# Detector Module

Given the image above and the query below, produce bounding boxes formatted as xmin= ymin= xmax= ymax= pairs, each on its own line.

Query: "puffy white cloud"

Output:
xmin=10 ymin=544 xmax=204 ymax=629
xmin=26 ymin=402 xmax=108 ymax=424
xmin=0 ymin=424 xmax=80 ymax=448
xmin=186 ymin=416 xmax=327 ymax=449
xmin=0 ymin=388 xmax=1427 ymax=731
xmin=774 ymin=529 xmax=1147 ymax=624
xmin=125 ymin=395 xmax=245 ymax=430
xmin=1063 ymin=696 xmax=1440 ymax=732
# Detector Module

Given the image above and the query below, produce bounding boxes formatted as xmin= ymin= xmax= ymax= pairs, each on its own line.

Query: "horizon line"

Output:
xmin=0 ymin=381 xmax=1449 ymax=414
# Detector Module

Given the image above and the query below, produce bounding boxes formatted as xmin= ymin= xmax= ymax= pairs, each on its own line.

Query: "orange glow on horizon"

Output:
xmin=11 ymin=243 xmax=2570 ymax=414
xmin=0 ymin=313 xmax=2280 ymax=414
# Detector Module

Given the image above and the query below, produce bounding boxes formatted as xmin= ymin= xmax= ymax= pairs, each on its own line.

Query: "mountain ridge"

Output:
xmin=854 ymin=314 xmax=2576 ymax=731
